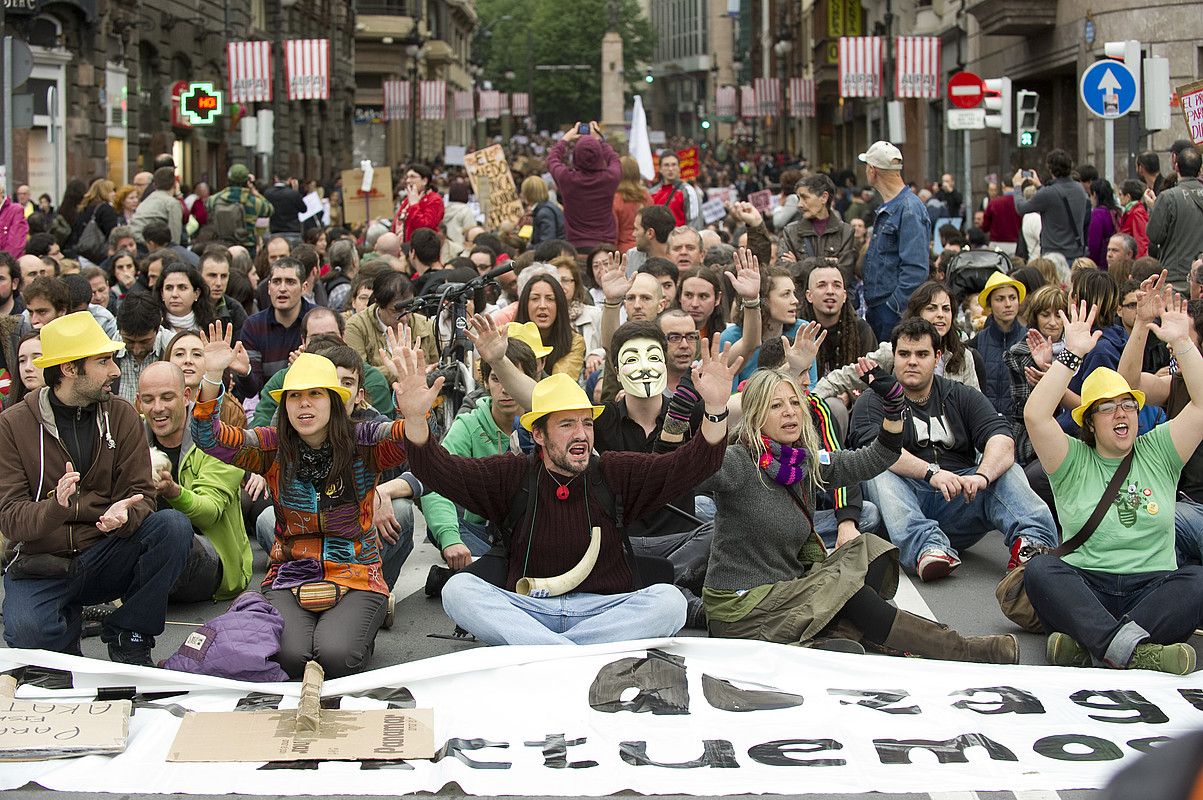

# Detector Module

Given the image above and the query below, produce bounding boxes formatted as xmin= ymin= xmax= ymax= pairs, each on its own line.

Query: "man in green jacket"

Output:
xmin=139 ymin=362 xmax=252 ymax=601
xmin=423 ymin=339 xmax=539 ymax=571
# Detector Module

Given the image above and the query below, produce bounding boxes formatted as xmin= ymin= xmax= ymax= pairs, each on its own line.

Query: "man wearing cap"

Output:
xmin=0 ymin=312 xmax=193 ymax=665
xmin=968 ymin=272 xmax=1028 ymax=416
xmin=859 ymin=141 xmax=932 ymax=342
xmin=205 ymin=164 xmax=274 ymax=254
xmin=393 ymin=331 xmax=739 ymax=645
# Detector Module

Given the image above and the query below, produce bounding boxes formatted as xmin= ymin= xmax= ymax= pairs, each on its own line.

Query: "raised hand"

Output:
xmin=729 ymin=201 xmax=763 ymax=228
xmin=1027 ymin=328 xmax=1052 ymax=370
xmin=1148 ymin=288 xmax=1192 ymax=346
xmin=598 ymin=252 xmax=634 ymax=303
xmin=864 ymin=366 xmax=906 ymax=420
xmin=691 ymin=333 xmax=743 ymax=412
xmin=1060 ymin=301 xmax=1102 ymax=358
xmin=199 ymin=320 xmax=237 ymax=377
xmin=382 ymin=322 xmax=414 ymax=362
xmin=729 ymin=248 xmax=762 ymax=301
xmin=562 ymin=122 xmax=583 ymax=143
xmin=55 ymin=461 xmax=80 ymax=509
xmin=389 ymin=343 xmax=444 ymax=421
xmin=96 ymin=494 xmax=144 ymax=534
xmin=1135 ymin=269 xmax=1169 ymax=325
xmin=230 ymin=341 xmax=250 ymax=376
xmin=465 ymin=313 xmax=508 ymax=364
xmin=783 ymin=321 xmax=826 ymax=377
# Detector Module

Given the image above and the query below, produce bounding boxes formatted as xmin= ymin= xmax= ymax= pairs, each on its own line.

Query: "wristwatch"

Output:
xmin=924 ymin=462 xmax=940 ymax=483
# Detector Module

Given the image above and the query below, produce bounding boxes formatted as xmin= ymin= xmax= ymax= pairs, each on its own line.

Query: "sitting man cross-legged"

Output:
xmin=391 ymin=332 xmax=739 ymax=645
xmin=851 ymin=317 xmax=1058 ymax=581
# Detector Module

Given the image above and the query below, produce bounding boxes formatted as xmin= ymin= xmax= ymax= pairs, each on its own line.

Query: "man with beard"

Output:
xmin=395 ymin=328 xmax=737 ymax=645
xmin=0 ymin=312 xmax=192 ymax=664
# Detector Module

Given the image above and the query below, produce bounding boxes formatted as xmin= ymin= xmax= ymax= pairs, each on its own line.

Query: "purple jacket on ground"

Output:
xmin=159 ymin=591 xmax=290 ymax=682
xmin=0 ymin=198 xmax=27 ymax=259
xmin=547 ymin=137 xmax=621 ymax=250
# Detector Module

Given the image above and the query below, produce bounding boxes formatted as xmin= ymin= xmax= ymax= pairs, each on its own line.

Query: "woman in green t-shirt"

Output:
xmin=1022 ymin=278 xmax=1203 ymax=675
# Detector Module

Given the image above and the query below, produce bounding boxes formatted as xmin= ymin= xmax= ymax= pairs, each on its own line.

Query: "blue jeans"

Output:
xmin=865 ymin=464 xmax=1058 ymax=570
xmin=256 ymin=499 xmax=415 ymax=589
xmin=814 ymin=502 xmax=882 ymax=550
xmin=1024 ymin=555 xmax=1203 ymax=666
xmin=866 ymin=301 xmax=901 ymax=344
xmin=441 ymin=572 xmax=687 ymax=645
xmin=1174 ymin=498 xmax=1203 ymax=566
xmin=3 ymin=510 xmax=193 ymax=653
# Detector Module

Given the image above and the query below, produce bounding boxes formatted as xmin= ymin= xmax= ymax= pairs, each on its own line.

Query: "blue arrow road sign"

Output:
xmin=1080 ymin=60 xmax=1136 ymax=119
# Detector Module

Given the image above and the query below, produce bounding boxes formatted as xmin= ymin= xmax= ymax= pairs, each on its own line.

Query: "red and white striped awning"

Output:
xmin=789 ymin=77 xmax=816 ymax=118
xmin=383 ymin=80 xmax=409 ymax=121
xmin=479 ymin=90 xmax=502 ymax=119
xmin=754 ymin=77 xmax=781 ymax=116
xmin=227 ymin=41 xmax=272 ymax=103
xmin=739 ymin=85 xmax=757 ymax=119
xmin=839 ymin=36 xmax=883 ymax=98
xmin=715 ymin=86 xmax=737 ymax=119
xmin=419 ymin=80 xmax=446 ymax=120
xmin=498 ymin=92 xmax=510 ymax=116
xmin=285 ymin=39 xmax=330 ymax=100
xmin=511 ymin=92 xmax=530 ymax=117
xmin=895 ymin=36 xmax=941 ymax=99
xmin=453 ymin=90 xmax=475 ymax=120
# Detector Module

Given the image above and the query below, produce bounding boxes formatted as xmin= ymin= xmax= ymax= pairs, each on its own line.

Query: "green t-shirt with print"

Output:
xmin=1050 ymin=423 xmax=1183 ymax=574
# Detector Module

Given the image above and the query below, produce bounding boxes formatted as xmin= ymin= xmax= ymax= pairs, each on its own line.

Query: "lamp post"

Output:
xmin=774 ymin=37 xmax=792 ymax=152
xmin=402 ymin=33 xmax=424 ymax=161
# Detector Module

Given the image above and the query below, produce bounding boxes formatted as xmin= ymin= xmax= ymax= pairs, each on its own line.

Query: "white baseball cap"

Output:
xmin=858 ymin=141 xmax=903 ymax=171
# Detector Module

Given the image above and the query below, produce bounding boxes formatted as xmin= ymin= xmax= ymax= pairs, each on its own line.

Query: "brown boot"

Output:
xmin=883 ymin=610 xmax=1019 ymax=664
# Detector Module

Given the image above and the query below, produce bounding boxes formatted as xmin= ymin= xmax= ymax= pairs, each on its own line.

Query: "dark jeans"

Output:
xmin=169 ymin=534 xmax=223 ymax=603
xmin=866 ymin=302 xmax=901 ymax=344
xmin=1024 ymin=554 xmax=1203 ymax=666
xmin=264 ymin=588 xmax=388 ymax=679
xmin=2 ymin=510 xmax=193 ymax=653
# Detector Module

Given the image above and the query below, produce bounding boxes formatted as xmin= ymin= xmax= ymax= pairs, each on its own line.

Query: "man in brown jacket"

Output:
xmin=0 ymin=312 xmax=191 ymax=665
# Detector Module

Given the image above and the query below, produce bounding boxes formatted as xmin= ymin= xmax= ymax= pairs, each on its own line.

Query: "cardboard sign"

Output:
xmin=1177 ymin=79 xmax=1203 ymax=146
xmin=676 ymin=146 xmax=700 ymax=182
xmin=463 ymin=145 xmax=523 ymax=230
xmin=701 ymin=197 xmax=728 ymax=225
xmin=0 ymin=697 xmax=130 ymax=761
xmin=340 ymin=165 xmax=394 ymax=227
xmin=747 ymin=189 xmax=773 ymax=212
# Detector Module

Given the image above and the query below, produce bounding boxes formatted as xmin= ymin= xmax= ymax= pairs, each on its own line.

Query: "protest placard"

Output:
xmin=1178 ymin=80 xmax=1203 ymax=146
xmin=340 ymin=165 xmax=393 ymax=226
xmin=463 ymin=145 xmax=523 ymax=230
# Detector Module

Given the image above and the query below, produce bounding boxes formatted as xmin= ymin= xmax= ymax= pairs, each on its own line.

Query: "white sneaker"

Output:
xmin=916 ymin=549 xmax=961 ymax=582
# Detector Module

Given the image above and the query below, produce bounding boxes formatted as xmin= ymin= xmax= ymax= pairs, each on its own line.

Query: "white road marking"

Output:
xmin=894 ymin=569 xmax=939 ymax=621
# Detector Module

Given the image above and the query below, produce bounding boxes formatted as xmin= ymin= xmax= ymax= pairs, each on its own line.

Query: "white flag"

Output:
xmin=628 ymin=95 xmax=655 ymax=181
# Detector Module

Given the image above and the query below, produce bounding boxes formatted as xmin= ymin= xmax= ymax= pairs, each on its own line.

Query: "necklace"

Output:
xmin=547 ymin=469 xmax=578 ymax=501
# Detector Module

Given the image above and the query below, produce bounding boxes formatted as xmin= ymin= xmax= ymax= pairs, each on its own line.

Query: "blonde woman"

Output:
xmin=520 ymin=175 xmax=564 ymax=246
xmin=73 ymin=178 xmax=120 ymax=248
xmin=612 ymin=155 xmax=651 ymax=253
xmin=701 ymin=368 xmax=1018 ymax=663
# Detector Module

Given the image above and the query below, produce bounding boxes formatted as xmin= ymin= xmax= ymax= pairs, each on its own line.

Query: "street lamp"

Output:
xmin=774 ymin=34 xmax=792 ymax=151
xmin=402 ymin=32 xmax=424 ymax=161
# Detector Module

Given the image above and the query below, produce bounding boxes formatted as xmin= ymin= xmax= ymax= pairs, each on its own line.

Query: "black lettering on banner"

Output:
xmin=1033 ymin=734 xmax=1123 ymax=761
xmin=433 ymin=738 xmax=512 ymax=769
xmin=747 ymin=739 xmax=847 ymax=767
xmin=235 ymin=693 xmax=284 ymax=711
xmin=524 ymin=733 xmax=598 ymax=769
xmin=360 ymin=759 xmax=416 ymax=770
xmin=874 ymin=733 xmax=1018 ymax=765
xmin=827 ymin=689 xmax=920 ymax=714
xmin=701 ymin=674 xmax=805 ymax=712
xmin=1128 ymin=736 xmax=1174 ymax=753
xmin=1178 ymin=689 xmax=1203 ymax=711
xmin=257 ymin=760 xmax=319 ymax=770
xmin=950 ymin=686 xmax=1045 ymax=715
xmin=1069 ymin=690 xmax=1169 ymax=724
xmin=619 ymin=740 xmax=739 ymax=769
xmin=357 ymin=686 xmax=417 ymax=709
xmin=589 ymin=651 xmax=689 ymax=715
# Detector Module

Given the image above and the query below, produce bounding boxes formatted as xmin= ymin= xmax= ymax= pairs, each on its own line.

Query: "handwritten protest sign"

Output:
xmin=340 ymin=165 xmax=393 ymax=227
xmin=701 ymin=198 xmax=728 ymax=225
xmin=1178 ymin=80 xmax=1203 ymax=146
xmin=676 ymin=147 xmax=700 ymax=182
xmin=0 ymin=683 xmax=130 ymax=762
xmin=748 ymin=189 xmax=773 ymax=212
xmin=463 ymin=144 xmax=523 ymax=230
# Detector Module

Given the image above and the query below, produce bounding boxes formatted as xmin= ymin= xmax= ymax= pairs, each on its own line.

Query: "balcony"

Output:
xmin=967 ymin=0 xmax=1057 ymax=36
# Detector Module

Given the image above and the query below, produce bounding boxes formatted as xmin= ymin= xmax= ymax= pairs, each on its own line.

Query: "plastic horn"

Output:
xmin=515 ymin=526 xmax=601 ymax=598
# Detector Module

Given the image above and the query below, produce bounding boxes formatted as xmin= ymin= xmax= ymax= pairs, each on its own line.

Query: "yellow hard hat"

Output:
xmin=268 ymin=353 xmax=353 ymax=404
xmin=506 ymin=321 xmax=554 ymax=358
xmin=519 ymin=373 xmax=605 ymax=431
xmin=33 ymin=311 xmax=126 ymax=368
xmin=1071 ymin=367 xmax=1146 ymax=427
xmin=978 ymin=271 xmax=1027 ymax=311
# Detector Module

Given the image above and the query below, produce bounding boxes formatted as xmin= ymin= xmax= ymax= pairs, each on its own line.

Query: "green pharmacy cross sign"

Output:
xmin=181 ymin=82 xmax=223 ymax=126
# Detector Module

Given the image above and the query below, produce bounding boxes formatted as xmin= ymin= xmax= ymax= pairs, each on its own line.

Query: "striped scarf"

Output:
xmin=757 ymin=435 xmax=809 ymax=487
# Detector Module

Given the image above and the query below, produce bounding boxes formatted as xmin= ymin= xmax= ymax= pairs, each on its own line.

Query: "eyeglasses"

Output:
xmin=1092 ymin=399 xmax=1139 ymax=416
xmin=1120 ymin=302 xmax=1138 ymax=310
xmin=665 ymin=333 xmax=700 ymax=344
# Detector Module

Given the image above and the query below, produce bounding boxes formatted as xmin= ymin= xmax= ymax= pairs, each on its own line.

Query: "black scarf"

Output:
xmin=295 ymin=440 xmax=333 ymax=488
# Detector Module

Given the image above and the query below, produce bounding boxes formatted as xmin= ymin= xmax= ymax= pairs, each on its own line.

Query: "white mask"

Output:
xmin=617 ymin=336 xmax=667 ymax=399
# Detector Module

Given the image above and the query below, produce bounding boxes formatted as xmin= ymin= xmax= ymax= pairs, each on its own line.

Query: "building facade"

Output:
xmin=645 ymin=0 xmax=736 ymax=142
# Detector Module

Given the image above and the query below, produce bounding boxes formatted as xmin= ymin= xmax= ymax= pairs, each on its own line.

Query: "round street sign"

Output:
xmin=947 ymin=72 xmax=986 ymax=109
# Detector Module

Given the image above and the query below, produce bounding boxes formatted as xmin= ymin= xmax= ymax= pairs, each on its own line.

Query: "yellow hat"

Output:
xmin=519 ymin=373 xmax=605 ymax=431
xmin=978 ymin=271 xmax=1027 ymax=310
xmin=268 ymin=353 xmax=353 ymax=404
xmin=506 ymin=321 xmax=554 ymax=359
xmin=33 ymin=311 xmax=126 ymax=368
xmin=1071 ymin=367 xmax=1146 ymax=427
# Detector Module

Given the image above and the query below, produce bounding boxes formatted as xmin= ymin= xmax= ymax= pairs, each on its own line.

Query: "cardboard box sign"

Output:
xmin=341 ymin=166 xmax=394 ymax=227
xmin=0 ymin=698 xmax=131 ymax=761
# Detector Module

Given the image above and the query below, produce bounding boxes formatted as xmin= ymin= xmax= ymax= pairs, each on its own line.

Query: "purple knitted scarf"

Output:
xmin=757 ymin=435 xmax=809 ymax=487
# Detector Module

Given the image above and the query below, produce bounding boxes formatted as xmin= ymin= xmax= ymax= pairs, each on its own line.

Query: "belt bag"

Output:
xmin=7 ymin=553 xmax=75 ymax=580
xmin=292 ymin=580 xmax=346 ymax=612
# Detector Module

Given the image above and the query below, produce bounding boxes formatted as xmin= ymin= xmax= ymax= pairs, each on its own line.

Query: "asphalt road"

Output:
xmin=0 ymin=515 xmax=1150 ymax=799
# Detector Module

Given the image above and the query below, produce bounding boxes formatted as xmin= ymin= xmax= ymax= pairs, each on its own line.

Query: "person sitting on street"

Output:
xmin=968 ymin=271 xmax=1028 ymax=417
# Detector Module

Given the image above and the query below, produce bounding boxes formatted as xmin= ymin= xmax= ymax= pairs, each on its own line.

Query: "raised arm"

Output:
xmin=192 ymin=321 xmax=277 ymax=474
xmin=597 ymin=250 xmax=632 ymax=351
xmin=466 ymin=313 xmax=536 ymax=410
xmin=1117 ymin=270 xmax=1172 ymax=406
xmin=721 ymin=247 xmax=762 ymax=363
xmin=1024 ymin=302 xmax=1101 ymax=474
xmin=1151 ymin=289 xmax=1203 ymax=462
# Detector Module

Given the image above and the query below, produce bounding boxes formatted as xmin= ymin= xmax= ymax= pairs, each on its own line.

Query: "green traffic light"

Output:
xmin=644 ymin=74 xmax=654 ymax=84
xmin=701 ymin=120 xmax=711 ymax=129
xmin=1018 ymin=130 xmax=1037 ymax=148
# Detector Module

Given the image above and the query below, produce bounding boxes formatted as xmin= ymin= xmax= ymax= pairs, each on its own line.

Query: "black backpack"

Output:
xmin=944 ymin=249 xmax=1013 ymax=305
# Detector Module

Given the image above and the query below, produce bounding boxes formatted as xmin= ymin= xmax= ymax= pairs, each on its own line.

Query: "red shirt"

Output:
xmin=393 ymin=190 xmax=445 ymax=242
xmin=651 ymin=182 xmax=687 ymax=227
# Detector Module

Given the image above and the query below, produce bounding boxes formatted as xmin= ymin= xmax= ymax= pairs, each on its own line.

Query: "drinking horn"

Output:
xmin=515 ymin=526 xmax=602 ymax=598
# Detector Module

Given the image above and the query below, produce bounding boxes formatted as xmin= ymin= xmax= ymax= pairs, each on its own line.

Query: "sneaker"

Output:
xmin=1046 ymin=632 xmax=1092 ymax=667
xmin=424 ymin=565 xmax=453 ymax=598
xmin=1008 ymin=537 xmax=1034 ymax=571
xmin=916 ymin=549 xmax=960 ymax=582
xmin=684 ymin=596 xmax=708 ymax=630
xmin=105 ymin=630 xmax=155 ymax=667
xmin=1128 ymin=642 xmax=1197 ymax=675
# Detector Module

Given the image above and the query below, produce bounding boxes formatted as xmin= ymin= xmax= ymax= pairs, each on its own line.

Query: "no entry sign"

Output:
xmin=948 ymin=72 xmax=986 ymax=109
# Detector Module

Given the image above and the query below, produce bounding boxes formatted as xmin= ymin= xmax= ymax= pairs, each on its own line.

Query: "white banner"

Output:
xmin=3 ymin=639 xmax=1201 ymax=795
xmin=839 ymin=35 xmax=883 ymax=98
xmin=226 ymin=41 xmax=272 ymax=103
xmin=895 ymin=35 xmax=941 ymax=99
xmin=420 ymin=80 xmax=446 ymax=120
xmin=284 ymin=39 xmax=330 ymax=100
xmin=382 ymin=80 xmax=409 ymax=122
xmin=453 ymin=90 xmax=475 ymax=121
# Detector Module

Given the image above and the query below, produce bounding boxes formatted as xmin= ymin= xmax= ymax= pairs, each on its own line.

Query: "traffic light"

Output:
xmin=644 ymin=73 xmax=654 ymax=84
xmin=1016 ymin=90 xmax=1039 ymax=148
xmin=1104 ymin=39 xmax=1141 ymax=112
xmin=700 ymin=119 xmax=711 ymax=130
xmin=983 ymin=77 xmax=1012 ymax=135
